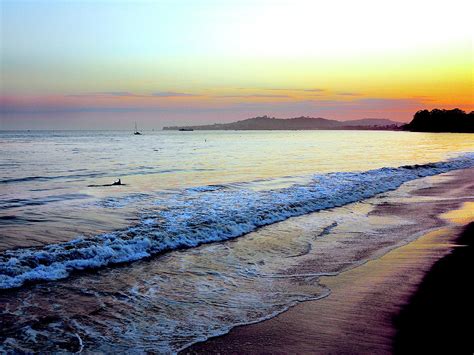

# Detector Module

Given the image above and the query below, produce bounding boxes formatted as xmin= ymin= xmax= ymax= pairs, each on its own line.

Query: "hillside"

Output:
xmin=163 ymin=116 xmax=402 ymax=131
xmin=403 ymin=109 xmax=474 ymax=133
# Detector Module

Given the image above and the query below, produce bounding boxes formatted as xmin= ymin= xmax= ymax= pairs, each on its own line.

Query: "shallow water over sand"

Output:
xmin=2 ymin=171 xmax=472 ymax=352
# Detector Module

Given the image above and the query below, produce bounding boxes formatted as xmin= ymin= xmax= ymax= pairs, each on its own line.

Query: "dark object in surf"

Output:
xmin=88 ymin=179 xmax=126 ymax=187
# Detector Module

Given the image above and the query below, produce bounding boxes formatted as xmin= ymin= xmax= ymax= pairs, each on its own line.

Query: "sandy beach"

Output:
xmin=393 ymin=222 xmax=473 ymax=354
xmin=185 ymin=168 xmax=474 ymax=354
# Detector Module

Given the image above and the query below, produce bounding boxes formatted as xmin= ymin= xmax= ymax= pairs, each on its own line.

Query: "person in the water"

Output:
xmin=88 ymin=179 xmax=124 ymax=187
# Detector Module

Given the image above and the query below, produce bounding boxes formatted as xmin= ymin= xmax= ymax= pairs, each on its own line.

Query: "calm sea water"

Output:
xmin=1 ymin=130 xmax=473 ymax=352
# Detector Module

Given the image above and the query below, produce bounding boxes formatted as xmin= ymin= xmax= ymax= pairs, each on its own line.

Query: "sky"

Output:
xmin=1 ymin=0 xmax=473 ymax=129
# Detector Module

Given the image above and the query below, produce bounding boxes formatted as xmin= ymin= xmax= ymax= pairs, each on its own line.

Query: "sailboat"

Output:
xmin=133 ymin=122 xmax=142 ymax=135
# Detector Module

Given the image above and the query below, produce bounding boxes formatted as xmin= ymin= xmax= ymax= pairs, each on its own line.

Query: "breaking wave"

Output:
xmin=1 ymin=153 xmax=473 ymax=290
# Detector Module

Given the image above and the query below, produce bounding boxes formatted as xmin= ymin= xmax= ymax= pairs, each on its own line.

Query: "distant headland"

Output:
xmin=164 ymin=109 xmax=473 ymax=133
xmin=403 ymin=109 xmax=473 ymax=133
xmin=163 ymin=116 xmax=402 ymax=131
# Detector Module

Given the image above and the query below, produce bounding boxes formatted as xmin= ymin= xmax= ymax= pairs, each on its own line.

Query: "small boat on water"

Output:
xmin=134 ymin=122 xmax=142 ymax=135
xmin=179 ymin=128 xmax=194 ymax=131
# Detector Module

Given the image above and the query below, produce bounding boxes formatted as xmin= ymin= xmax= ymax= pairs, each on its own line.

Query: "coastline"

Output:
xmin=184 ymin=168 xmax=474 ymax=354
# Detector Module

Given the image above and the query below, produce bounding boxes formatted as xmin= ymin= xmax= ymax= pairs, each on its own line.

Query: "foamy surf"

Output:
xmin=1 ymin=152 xmax=473 ymax=290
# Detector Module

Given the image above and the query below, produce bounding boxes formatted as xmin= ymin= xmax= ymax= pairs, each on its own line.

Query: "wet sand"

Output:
xmin=393 ymin=222 xmax=473 ymax=354
xmin=185 ymin=168 xmax=474 ymax=354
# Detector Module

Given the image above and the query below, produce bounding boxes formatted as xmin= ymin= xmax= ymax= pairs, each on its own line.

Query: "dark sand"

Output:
xmin=185 ymin=169 xmax=474 ymax=354
xmin=393 ymin=222 xmax=473 ymax=355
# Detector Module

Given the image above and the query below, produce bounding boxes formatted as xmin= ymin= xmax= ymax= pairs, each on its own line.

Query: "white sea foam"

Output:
xmin=1 ymin=152 xmax=473 ymax=290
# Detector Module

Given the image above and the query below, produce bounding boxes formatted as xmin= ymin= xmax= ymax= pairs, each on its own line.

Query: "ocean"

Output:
xmin=1 ymin=130 xmax=473 ymax=352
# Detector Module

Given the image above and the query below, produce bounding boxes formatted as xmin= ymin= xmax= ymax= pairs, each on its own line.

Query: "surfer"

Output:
xmin=88 ymin=178 xmax=125 ymax=187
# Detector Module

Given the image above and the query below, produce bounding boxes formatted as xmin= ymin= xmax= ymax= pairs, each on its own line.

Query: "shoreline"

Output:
xmin=184 ymin=169 xmax=474 ymax=354
xmin=393 ymin=221 xmax=473 ymax=354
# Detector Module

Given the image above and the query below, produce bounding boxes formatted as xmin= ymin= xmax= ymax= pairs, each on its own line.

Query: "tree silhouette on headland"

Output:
xmin=404 ymin=108 xmax=473 ymax=133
